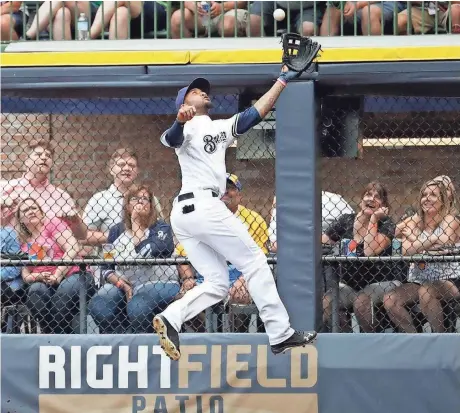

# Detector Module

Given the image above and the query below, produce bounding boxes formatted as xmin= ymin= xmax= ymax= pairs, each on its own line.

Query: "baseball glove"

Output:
xmin=281 ymin=32 xmax=321 ymax=73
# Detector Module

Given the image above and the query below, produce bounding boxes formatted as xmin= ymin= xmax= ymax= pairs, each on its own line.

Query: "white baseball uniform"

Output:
xmin=160 ymin=114 xmax=294 ymax=345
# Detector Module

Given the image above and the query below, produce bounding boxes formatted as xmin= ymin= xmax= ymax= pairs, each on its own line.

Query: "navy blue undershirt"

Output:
xmin=164 ymin=106 xmax=262 ymax=148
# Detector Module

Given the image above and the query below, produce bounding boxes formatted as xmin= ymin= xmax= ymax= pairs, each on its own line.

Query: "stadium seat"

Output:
xmin=1 ymin=304 xmax=38 ymax=334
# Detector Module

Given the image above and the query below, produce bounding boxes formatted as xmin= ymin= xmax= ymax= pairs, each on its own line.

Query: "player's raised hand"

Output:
xmin=177 ymin=104 xmax=197 ymax=123
xmin=279 ymin=64 xmax=301 ymax=83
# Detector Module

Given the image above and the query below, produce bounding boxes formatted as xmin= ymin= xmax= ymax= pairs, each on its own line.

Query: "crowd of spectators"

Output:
xmin=269 ymin=177 xmax=460 ymax=333
xmin=1 ymin=1 xmax=460 ymax=42
xmin=1 ymin=139 xmax=459 ymax=335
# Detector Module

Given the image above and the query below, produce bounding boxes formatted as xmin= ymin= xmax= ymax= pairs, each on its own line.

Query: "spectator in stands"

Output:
xmin=320 ymin=1 xmax=406 ymax=36
xmin=171 ymin=1 xmax=248 ymax=38
xmin=85 ymin=148 xmax=137 ymax=246
xmin=384 ymin=179 xmax=460 ymax=333
xmin=16 ymin=197 xmax=94 ymax=333
xmin=1 ymin=197 xmax=25 ymax=312
xmin=0 ymin=139 xmax=87 ymax=240
xmin=26 ymin=1 xmax=95 ymax=40
xmin=394 ymin=175 xmax=459 ymax=293
xmin=396 ymin=175 xmax=459 ymax=239
xmin=322 ymin=181 xmax=402 ymax=332
xmin=176 ymin=173 xmax=269 ymax=332
xmin=88 ymin=184 xmax=178 ymax=334
xmin=249 ymin=1 xmax=324 ymax=37
xmin=83 ymin=147 xmax=164 ymax=289
xmin=84 ymin=147 xmax=164 ymax=246
xmin=206 ymin=173 xmax=269 ymax=305
xmin=90 ymin=1 xmax=168 ymax=40
xmin=433 ymin=175 xmax=459 ymax=216
xmin=397 ymin=1 xmax=460 ymax=34
xmin=269 ymin=191 xmax=354 ymax=252
xmin=0 ymin=1 xmax=27 ymax=40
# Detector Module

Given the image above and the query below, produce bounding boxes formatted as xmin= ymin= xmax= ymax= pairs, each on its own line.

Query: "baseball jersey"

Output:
xmin=160 ymin=114 xmax=239 ymax=196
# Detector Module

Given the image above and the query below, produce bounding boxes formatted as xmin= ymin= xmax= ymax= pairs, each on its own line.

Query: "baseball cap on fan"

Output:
xmin=175 ymin=78 xmax=211 ymax=111
xmin=226 ymin=173 xmax=242 ymax=191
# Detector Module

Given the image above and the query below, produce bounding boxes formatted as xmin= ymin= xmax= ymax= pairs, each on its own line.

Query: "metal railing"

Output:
xmin=1 ymin=1 xmax=459 ymax=43
xmin=322 ymin=253 xmax=460 ymax=333
xmin=0 ymin=256 xmax=277 ymax=334
xmin=1 ymin=253 xmax=459 ymax=334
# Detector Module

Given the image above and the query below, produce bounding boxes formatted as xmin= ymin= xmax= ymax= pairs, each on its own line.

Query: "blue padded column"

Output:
xmin=275 ymin=81 xmax=321 ymax=332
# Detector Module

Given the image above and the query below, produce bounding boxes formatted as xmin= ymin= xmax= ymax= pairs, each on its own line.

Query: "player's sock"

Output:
xmin=153 ymin=315 xmax=181 ymax=361
xmin=270 ymin=330 xmax=317 ymax=355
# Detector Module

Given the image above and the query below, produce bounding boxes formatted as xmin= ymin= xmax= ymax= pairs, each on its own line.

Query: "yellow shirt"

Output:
xmin=235 ymin=205 xmax=269 ymax=254
xmin=175 ymin=204 xmax=269 ymax=256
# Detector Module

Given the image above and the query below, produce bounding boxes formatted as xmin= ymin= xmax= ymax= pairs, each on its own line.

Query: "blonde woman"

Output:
xmin=384 ymin=179 xmax=460 ymax=333
xmin=396 ymin=175 xmax=459 ymax=239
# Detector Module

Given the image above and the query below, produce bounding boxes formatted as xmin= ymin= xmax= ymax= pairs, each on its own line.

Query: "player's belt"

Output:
xmin=178 ymin=190 xmax=218 ymax=202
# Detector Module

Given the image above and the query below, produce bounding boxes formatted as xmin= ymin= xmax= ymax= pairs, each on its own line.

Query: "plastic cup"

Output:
xmin=102 ymin=244 xmax=115 ymax=260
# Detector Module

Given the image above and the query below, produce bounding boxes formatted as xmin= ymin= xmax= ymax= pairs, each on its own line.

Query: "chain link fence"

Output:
xmin=1 ymin=94 xmax=459 ymax=335
xmin=320 ymin=95 xmax=460 ymax=334
xmin=0 ymin=94 xmax=275 ymax=335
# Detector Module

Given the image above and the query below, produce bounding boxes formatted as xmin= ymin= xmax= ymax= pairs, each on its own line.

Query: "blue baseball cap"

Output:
xmin=175 ymin=78 xmax=211 ymax=111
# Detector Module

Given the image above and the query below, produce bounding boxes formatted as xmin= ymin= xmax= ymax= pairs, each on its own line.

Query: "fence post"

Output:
xmin=275 ymin=80 xmax=322 ymax=332
xmin=78 ymin=264 xmax=87 ymax=334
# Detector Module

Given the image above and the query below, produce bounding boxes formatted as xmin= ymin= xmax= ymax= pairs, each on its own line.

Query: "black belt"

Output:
xmin=178 ymin=190 xmax=218 ymax=202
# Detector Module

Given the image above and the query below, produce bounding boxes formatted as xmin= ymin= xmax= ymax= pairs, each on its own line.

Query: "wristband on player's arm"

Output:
xmin=165 ymin=120 xmax=185 ymax=147
xmin=277 ymin=70 xmax=299 ymax=86
xmin=277 ymin=76 xmax=288 ymax=87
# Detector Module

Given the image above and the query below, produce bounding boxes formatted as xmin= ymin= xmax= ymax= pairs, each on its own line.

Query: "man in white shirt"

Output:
xmin=83 ymin=147 xmax=163 ymax=246
xmin=153 ymin=68 xmax=317 ymax=361
xmin=269 ymin=192 xmax=354 ymax=252
xmin=321 ymin=191 xmax=355 ymax=230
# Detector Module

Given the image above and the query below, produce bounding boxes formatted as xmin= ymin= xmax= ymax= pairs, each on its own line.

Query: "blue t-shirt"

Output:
xmin=0 ymin=227 xmax=24 ymax=291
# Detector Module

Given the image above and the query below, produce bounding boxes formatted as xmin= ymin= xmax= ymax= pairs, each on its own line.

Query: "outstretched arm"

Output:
xmin=254 ymin=77 xmax=287 ymax=119
xmin=234 ymin=66 xmax=300 ymax=135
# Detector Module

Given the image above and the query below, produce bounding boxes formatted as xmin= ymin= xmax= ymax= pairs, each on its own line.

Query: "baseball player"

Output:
xmin=154 ymin=66 xmax=317 ymax=361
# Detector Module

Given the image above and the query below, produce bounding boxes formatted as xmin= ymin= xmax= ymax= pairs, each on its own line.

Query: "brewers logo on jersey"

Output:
xmin=161 ymin=114 xmax=239 ymax=196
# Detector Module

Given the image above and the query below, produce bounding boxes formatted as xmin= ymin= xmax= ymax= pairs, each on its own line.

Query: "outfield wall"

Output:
xmin=2 ymin=36 xmax=460 ymax=67
xmin=2 ymin=334 xmax=460 ymax=413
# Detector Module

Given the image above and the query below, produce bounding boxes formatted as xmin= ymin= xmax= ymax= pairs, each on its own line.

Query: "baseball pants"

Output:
xmin=162 ymin=190 xmax=294 ymax=345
